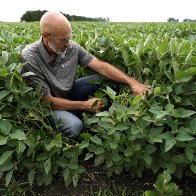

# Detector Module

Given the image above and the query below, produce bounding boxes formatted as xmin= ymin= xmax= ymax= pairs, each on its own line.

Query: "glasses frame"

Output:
xmin=46 ymin=32 xmax=72 ymax=43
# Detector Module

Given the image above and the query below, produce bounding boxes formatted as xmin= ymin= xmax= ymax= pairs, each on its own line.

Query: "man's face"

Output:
xmin=47 ymin=32 xmax=72 ymax=55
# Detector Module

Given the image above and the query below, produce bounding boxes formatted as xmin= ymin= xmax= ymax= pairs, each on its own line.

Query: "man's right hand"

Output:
xmin=84 ymin=98 xmax=104 ymax=113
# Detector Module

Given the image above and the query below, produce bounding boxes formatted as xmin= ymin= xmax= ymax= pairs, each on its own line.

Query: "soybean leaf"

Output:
xmin=0 ymin=151 xmax=13 ymax=165
xmin=165 ymin=138 xmax=176 ymax=152
xmin=0 ymin=135 xmax=7 ymax=145
xmin=5 ymin=168 xmax=14 ymax=187
xmin=190 ymin=165 xmax=196 ymax=174
xmin=28 ymin=168 xmax=35 ymax=186
xmin=94 ymin=154 xmax=105 ymax=166
xmin=0 ymin=119 xmax=12 ymax=135
xmin=0 ymin=90 xmax=10 ymax=100
xmin=173 ymin=108 xmax=196 ymax=118
xmin=10 ymin=130 xmax=26 ymax=140
xmin=90 ymin=135 xmax=103 ymax=145
xmin=176 ymin=133 xmax=194 ymax=141
xmin=145 ymin=144 xmax=157 ymax=154
xmin=185 ymin=148 xmax=194 ymax=161
xmin=79 ymin=140 xmax=89 ymax=149
xmin=44 ymin=157 xmax=51 ymax=175
xmin=72 ymin=173 xmax=79 ymax=187
xmin=84 ymin=153 xmax=94 ymax=161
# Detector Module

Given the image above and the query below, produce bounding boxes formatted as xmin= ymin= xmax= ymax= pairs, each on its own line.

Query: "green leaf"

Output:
xmin=36 ymin=153 xmax=48 ymax=162
xmin=173 ymin=108 xmax=196 ymax=118
xmin=0 ymin=151 xmax=13 ymax=165
xmin=95 ymin=147 xmax=104 ymax=155
xmin=16 ymin=141 xmax=26 ymax=154
xmin=63 ymin=168 xmax=71 ymax=182
xmin=0 ymin=90 xmax=10 ymax=100
xmin=10 ymin=130 xmax=26 ymax=140
xmin=113 ymin=102 xmax=127 ymax=113
xmin=1 ymin=51 xmax=9 ymax=63
xmin=95 ymin=111 xmax=110 ymax=117
xmin=176 ymin=133 xmax=194 ymax=141
xmin=106 ymin=86 xmax=116 ymax=98
xmin=172 ymin=154 xmax=187 ymax=164
xmin=165 ymin=138 xmax=176 ymax=152
xmin=5 ymin=168 xmax=14 ymax=187
xmin=165 ymin=162 xmax=176 ymax=174
xmin=84 ymin=153 xmax=94 ymax=161
xmin=44 ymin=157 xmax=51 ymax=175
xmin=90 ymin=135 xmax=103 ymax=145
xmin=94 ymin=154 xmax=105 ymax=166
xmin=28 ymin=168 xmax=35 ymax=186
xmin=0 ymin=135 xmax=7 ymax=145
xmin=72 ymin=173 xmax=79 ymax=187
xmin=79 ymin=140 xmax=89 ymax=149
xmin=145 ymin=144 xmax=157 ymax=154
xmin=190 ymin=118 xmax=196 ymax=133
xmin=175 ymin=67 xmax=196 ymax=83
xmin=185 ymin=148 xmax=194 ymax=161
xmin=109 ymin=140 xmax=118 ymax=150
xmin=0 ymin=119 xmax=12 ymax=135
xmin=143 ymin=154 xmax=152 ymax=165
xmin=124 ymin=147 xmax=133 ymax=157
xmin=190 ymin=164 xmax=196 ymax=174
xmin=115 ymin=124 xmax=129 ymax=131
xmin=112 ymin=153 xmax=121 ymax=162
xmin=114 ymin=165 xmax=123 ymax=174
xmin=144 ymin=190 xmax=157 ymax=196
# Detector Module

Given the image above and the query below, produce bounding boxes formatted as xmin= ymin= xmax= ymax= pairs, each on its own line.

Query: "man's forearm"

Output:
xmin=43 ymin=94 xmax=86 ymax=110
xmin=43 ymin=94 xmax=104 ymax=112
xmin=88 ymin=57 xmax=137 ymax=85
xmin=88 ymin=57 xmax=151 ymax=95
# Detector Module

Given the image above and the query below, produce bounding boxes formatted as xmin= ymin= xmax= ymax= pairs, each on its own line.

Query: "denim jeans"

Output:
xmin=48 ymin=74 xmax=101 ymax=139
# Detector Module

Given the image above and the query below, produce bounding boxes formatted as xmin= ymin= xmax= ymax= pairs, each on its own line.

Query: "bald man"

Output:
xmin=21 ymin=11 xmax=151 ymax=139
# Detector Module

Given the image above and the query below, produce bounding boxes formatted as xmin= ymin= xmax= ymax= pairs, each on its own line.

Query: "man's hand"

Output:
xmin=84 ymin=98 xmax=104 ymax=113
xmin=129 ymin=80 xmax=152 ymax=95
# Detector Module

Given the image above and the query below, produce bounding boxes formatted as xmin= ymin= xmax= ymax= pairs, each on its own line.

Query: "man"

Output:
xmin=21 ymin=11 xmax=151 ymax=139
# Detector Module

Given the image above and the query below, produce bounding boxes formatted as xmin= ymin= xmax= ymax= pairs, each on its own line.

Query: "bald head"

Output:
xmin=40 ymin=12 xmax=72 ymax=35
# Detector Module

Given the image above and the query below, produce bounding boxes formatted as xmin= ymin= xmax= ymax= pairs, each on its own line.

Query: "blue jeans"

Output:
xmin=48 ymin=74 xmax=101 ymax=139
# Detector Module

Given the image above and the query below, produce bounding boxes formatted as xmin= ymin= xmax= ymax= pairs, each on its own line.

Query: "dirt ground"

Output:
xmin=1 ymin=161 xmax=196 ymax=195
xmin=31 ymin=163 xmax=196 ymax=196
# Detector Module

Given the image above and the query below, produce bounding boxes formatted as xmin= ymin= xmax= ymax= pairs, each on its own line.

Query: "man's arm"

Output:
xmin=87 ymin=57 xmax=151 ymax=95
xmin=43 ymin=93 xmax=104 ymax=113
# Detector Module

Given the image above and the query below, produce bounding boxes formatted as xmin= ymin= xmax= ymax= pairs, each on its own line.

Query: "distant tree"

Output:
xmin=20 ymin=10 xmax=47 ymax=22
xmin=167 ymin=17 xmax=179 ymax=22
xmin=183 ymin=18 xmax=196 ymax=22
xmin=20 ymin=10 xmax=108 ymax=22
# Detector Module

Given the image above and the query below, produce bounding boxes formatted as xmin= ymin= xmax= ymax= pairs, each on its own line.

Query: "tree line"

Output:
xmin=167 ymin=17 xmax=196 ymax=22
xmin=20 ymin=10 xmax=109 ymax=22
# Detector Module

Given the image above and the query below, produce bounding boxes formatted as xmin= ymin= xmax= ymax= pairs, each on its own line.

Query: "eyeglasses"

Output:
xmin=46 ymin=32 xmax=72 ymax=43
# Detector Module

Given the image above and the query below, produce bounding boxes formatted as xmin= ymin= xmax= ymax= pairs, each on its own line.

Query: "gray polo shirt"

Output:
xmin=21 ymin=39 xmax=94 ymax=98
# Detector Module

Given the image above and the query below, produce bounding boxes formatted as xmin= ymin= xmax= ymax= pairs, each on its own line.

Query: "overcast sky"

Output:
xmin=0 ymin=0 xmax=195 ymax=22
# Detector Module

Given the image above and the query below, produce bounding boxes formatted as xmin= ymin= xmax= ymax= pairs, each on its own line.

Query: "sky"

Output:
xmin=0 ymin=0 xmax=195 ymax=22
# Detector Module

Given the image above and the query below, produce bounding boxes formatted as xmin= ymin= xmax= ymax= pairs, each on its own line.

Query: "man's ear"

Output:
xmin=42 ymin=32 xmax=49 ymax=39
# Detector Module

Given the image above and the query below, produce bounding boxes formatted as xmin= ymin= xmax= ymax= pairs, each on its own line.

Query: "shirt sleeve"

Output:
xmin=21 ymin=55 xmax=50 ymax=96
xmin=77 ymin=44 xmax=94 ymax=66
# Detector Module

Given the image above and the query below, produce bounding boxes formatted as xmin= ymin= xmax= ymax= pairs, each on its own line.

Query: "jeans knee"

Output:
xmin=60 ymin=118 xmax=84 ymax=139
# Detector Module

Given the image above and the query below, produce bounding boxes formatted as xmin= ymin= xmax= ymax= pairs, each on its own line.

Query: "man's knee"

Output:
xmin=60 ymin=118 xmax=84 ymax=139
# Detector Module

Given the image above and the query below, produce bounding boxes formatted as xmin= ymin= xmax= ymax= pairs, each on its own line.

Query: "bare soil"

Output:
xmin=31 ymin=162 xmax=196 ymax=196
xmin=1 ymin=161 xmax=196 ymax=195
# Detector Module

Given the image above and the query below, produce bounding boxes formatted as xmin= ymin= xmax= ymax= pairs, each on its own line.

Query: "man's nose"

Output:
xmin=64 ymin=40 xmax=70 ymax=47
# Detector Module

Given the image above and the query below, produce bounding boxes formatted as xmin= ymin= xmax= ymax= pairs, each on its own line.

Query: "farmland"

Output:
xmin=0 ymin=21 xmax=196 ymax=195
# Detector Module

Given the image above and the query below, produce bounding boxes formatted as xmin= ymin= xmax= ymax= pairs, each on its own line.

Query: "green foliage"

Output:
xmin=75 ymin=21 xmax=196 ymax=179
xmin=0 ymin=23 xmax=84 ymax=188
xmin=144 ymin=171 xmax=183 ymax=196
xmin=0 ymin=21 xmax=196 ymax=192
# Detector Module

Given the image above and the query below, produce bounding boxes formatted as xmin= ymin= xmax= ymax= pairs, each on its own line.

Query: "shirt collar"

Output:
xmin=37 ymin=38 xmax=54 ymax=64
